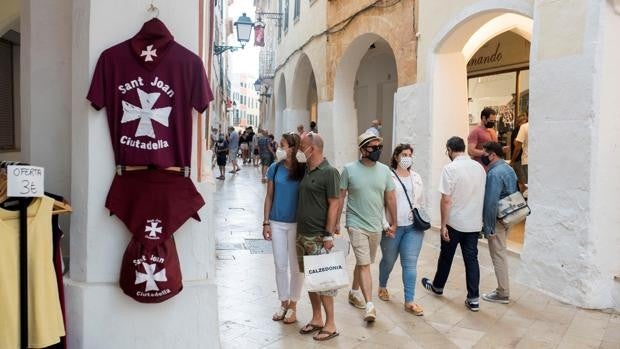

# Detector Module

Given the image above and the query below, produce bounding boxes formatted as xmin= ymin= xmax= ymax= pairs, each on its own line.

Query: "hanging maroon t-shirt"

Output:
xmin=87 ymin=19 xmax=213 ymax=168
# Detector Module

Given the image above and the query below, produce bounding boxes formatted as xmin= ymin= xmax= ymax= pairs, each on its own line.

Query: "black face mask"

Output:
xmin=481 ymin=155 xmax=491 ymax=166
xmin=366 ymin=149 xmax=382 ymax=162
xmin=485 ymin=121 xmax=496 ymax=128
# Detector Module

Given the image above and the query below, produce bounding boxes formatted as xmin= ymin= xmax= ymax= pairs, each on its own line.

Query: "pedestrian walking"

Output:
xmin=214 ymin=134 xmax=228 ymax=180
xmin=240 ymin=130 xmax=249 ymax=164
xmin=421 ymin=136 xmax=486 ymax=312
xmin=227 ymin=126 xmax=240 ymax=174
xmin=365 ymin=119 xmax=382 ymax=137
xmin=377 ymin=143 xmax=426 ymax=316
xmin=310 ymin=121 xmax=318 ymax=133
xmin=296 ymin=124 xmax=306 ymax=137
xmin=480 ymin=142 xmax=518 ymax=304
xmin=337 ymin=132 xmax=397 ymax=322
xmin=258 ymin=130 xmax=275 ymax=183
xmin=295 ymin=132 xmax=341 ymax=341
xmin=262 ymin=133 xmax=306 ymax=324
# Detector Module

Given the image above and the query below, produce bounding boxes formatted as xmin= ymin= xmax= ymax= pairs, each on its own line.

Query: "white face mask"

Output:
xmin=399 ymin=156 xmax=413 ymax=169
xmin=296 ymin=150 xmax=308 ymax=163
xmin=276 ymin=147 xmax=287 ymax=162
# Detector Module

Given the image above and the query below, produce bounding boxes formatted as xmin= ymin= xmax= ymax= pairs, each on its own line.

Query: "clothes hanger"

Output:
xmin=147 ymin=2 xmax=160 ymax=19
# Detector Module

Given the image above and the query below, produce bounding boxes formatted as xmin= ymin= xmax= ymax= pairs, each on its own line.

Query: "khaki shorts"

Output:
xmin=348 ymin=227 xmax=381 ymax=266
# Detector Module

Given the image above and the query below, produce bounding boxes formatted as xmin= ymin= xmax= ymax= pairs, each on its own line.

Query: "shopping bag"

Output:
xmin=333 ymin=236 xmax=350 ymax=256
xmin=303 ymin=251 xmax=349 ymax=292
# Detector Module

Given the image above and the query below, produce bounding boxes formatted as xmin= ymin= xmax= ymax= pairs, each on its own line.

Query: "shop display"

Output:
xmin=0 ymin=195 xmax=66 ymax=348
xmin=120 ymin=237 xmax=183 ymax=303
xmin=87 ymin=18 xmax=213 ymax=303
xmin=87 ymin=18 xmax=213 ymax=168
xmin=105 ymin=170 xmax=204 ymax=249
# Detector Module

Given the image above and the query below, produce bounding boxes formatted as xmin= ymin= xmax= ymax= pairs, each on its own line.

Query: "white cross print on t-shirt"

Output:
xmin=135 ymin=263 xmax=167 ymax=292
xmin=145 ymin=220 xmax=162 ymax=238
xmin=141 ymin=44 xmax=157 ymax=62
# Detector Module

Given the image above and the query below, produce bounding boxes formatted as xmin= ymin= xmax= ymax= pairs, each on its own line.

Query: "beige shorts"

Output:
xmin=348 ymin=227 xmax=381 ymax=266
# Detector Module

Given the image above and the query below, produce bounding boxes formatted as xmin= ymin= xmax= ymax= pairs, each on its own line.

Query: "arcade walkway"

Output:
xmin=213 ymin=163 xmax=619 ymax=349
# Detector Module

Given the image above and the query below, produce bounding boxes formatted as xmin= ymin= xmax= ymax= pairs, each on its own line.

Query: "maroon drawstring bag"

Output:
xmin=119 ymin=236 xmax=182 ymax=303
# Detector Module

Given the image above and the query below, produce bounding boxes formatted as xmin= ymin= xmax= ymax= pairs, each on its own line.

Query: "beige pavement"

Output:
xmin=214 ymin=163 xmax=619 ymax=349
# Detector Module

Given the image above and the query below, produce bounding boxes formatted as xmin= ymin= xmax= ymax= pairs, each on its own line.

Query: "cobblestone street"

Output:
xmin=214 ymin=163 xmax=620 ymax=349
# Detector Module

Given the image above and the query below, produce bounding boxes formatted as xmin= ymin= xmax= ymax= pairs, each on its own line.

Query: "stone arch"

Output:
xmin=330 ymin=33 xmax=399 ymax=167
xmin=283 ymin=52 xmax=318 ymax=134
xmin=425 ymin=1 xmax=533 ymax=226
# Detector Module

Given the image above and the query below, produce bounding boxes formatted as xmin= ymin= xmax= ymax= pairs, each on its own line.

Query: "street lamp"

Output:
xmin=214 ymin=13 xmax=254 ymax=55
xmin=254 ymin=78 xmax=262 ymax=93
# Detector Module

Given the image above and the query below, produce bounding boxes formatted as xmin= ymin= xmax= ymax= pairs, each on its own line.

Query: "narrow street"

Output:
xmin=213 ymin=163 xmax=619 ymax=349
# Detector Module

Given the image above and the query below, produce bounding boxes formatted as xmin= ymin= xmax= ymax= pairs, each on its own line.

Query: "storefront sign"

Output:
xmin=468 ymin=43 xmax=503 ymax=69
xmin=467 ymin=31 xmax=530 ymax=74
xmin=7 ymin=165 xmax=45 ymax=197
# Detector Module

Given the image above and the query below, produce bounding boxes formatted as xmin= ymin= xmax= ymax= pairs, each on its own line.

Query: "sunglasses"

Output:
xmin=365 ymin=145 xmax=383 ymax=151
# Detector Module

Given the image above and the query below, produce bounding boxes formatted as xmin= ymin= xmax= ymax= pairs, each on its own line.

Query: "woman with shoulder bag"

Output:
xmin=377 ymin=143 xmax=427 ymax=316
xmin=262 ymin=133 xmax=306 ymax=324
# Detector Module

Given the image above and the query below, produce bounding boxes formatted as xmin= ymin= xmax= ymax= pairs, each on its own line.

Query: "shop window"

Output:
xmin=0 ymin=38 xmax=16 ymax=151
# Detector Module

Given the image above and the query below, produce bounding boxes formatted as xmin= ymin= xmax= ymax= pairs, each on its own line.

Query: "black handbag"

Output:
xmin=391 ymin=168 xmax=431 ymax=231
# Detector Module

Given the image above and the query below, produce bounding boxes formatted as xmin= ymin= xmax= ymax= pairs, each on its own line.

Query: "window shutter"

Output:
xmin=0 ymin=40 xmax=15 ymax=150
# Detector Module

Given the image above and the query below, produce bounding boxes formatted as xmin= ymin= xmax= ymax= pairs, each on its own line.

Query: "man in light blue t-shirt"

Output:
xmin=337 ymin=132 xmax=397 ymax=323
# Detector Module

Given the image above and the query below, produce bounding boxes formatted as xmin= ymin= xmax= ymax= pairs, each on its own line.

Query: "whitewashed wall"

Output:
xmin=63 ymin=0 xmax=220 ymax=348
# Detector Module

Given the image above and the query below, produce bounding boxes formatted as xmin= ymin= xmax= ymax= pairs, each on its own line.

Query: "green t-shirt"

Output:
xmin=340 ymin=160 xmax=395 ymax=233
xmin=297 ymin=159 xmax=341 ymax=236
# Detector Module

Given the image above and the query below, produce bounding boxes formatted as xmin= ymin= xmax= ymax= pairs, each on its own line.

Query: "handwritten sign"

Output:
xmin=7 ymin=165 xmax=45 ymax=197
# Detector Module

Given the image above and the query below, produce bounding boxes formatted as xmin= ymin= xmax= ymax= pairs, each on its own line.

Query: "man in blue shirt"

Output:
xmin=480 ymin=142 xmax=518 ymax=304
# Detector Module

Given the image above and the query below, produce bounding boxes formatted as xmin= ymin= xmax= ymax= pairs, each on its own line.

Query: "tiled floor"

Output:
xmin=213 ymin=163 xmax=619 ymax=349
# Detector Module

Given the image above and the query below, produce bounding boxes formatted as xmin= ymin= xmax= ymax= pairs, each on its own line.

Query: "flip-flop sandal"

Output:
xmin=299 ymin=323 xmax=323 ymax=334
xmin=283 ymin=309 xmax=297 ymax=324
xmin=313 ymin=330 xmax=339 ymax=341
xmin=272 ymin=306 xmax=287 ymax=321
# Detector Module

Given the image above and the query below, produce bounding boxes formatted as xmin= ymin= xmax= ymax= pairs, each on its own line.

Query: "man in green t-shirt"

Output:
xmin=296 ymin=132 xmax=341 ymax=341
xmin=337 ymin=132 xmax=397 ymax=323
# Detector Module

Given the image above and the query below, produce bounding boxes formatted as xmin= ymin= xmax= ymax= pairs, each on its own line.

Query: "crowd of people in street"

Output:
xmin=216 ymin=109 xmax=528 ymax=341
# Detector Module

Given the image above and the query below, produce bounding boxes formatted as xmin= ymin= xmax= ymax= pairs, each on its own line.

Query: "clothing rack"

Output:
xmin=1 ymin=161 xmax=71 ymax=349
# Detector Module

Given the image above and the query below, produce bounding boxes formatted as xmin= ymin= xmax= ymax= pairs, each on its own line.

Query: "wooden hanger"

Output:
xmin=52 ymin=199 xmax=72 ymax=215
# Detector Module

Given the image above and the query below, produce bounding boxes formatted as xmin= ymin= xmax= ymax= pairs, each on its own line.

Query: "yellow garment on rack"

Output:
xmin=0 ymin=196 xmax=65 ymax=348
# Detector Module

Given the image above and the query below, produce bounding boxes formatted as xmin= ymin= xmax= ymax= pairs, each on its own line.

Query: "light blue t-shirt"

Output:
xmin=267 ymin=162 xmax=301 ymax=223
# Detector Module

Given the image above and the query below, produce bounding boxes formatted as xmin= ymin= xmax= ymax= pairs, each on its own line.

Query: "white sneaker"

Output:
xmin=364 ymin=302 xmax=376 ymax=322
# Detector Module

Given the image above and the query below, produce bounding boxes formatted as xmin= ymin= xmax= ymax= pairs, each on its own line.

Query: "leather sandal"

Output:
xmin=313 ymin=330 xmax=339 ymax=341
xmin=378 ymin=288 xmax=390 ymax=301
xmin=299 ymin=323 xmax=323 ymax=335
xmin=282 ymin=308 xmax=297 ymax=324
xmin=272 ymin=306 xmax=287 ymax=321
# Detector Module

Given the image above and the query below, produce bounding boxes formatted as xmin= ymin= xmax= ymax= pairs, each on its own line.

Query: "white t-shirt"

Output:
xmin=390 ymin=170 xmax=425 ymax=227
xmin=516 ymin=122 xmax=529 ymax=165
xmin=438 ymin=155 xmax=486 ymax=232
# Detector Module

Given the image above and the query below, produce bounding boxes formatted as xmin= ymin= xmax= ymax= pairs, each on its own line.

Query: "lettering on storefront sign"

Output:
xmin=468 ymin=43 xmax=503 ymax=69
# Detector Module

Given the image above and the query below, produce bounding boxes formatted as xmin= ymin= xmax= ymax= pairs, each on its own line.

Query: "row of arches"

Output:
xmin=273 ymin=4 xmax=534 ymax=249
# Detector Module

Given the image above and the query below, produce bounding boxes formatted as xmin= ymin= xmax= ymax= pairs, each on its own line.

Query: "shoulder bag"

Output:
xmin=390 ymin=169 xmax=431 ymax=231
xmin=497 ymin=191 xmax=530 ymax=226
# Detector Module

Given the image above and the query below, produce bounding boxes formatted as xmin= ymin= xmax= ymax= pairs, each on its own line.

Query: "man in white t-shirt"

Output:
xmin=512 ymin=122 xmax=528 ymax=184
xmin=421 ymin=136 xmax=486 ymax=312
